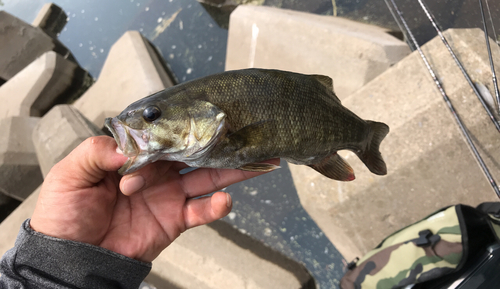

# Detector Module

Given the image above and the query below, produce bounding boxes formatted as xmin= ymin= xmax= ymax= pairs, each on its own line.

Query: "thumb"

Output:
xmin=46 ymin=136 xmax=128 ymax=188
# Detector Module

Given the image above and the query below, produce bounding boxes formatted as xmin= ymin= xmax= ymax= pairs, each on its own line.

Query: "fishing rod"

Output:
xmin=479 ymin=0 xmax=500 ymax=117
xmin=416 ymin=0 xmax=500 ymax=131
xmin=384 ymin=0 xmax=500 ymax=199
xmin=484 ymin=0 xmax=500 ymax=47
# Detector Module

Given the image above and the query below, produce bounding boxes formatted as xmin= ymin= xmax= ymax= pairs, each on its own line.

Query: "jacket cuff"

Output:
xmin=3 ymin=219 xmax=151 ymax=289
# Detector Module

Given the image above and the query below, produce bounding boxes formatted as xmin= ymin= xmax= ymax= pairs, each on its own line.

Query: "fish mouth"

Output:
xmin=104 ymin=117 xmax=149 ymax=157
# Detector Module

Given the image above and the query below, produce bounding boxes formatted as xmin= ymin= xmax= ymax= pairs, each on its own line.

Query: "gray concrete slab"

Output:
xmin=32 ymin=105 xmax=104 ymax=178
xmin=31 ymin=3 xmax=68 ymax=39
xmin=0 ymin=10 xmax=75 ymax=82
xmin=0 ymin=51 xmax=93 ymax=120
xmin=0 ymin=117 xmax=42 ymax=201
xmin=150 ymin=220 xmax=314 ymax=289
xmin=74 ymin=31 xmax=175 ymax=128
xmin=0 ymin=186 xmax=40 ymax=257
xmin=225 ymin=5 xmax=410 ymax=98
xmin=289 ymin=28 xmax=500 ymax=260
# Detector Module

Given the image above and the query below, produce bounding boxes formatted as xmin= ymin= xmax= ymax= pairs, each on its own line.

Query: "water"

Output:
xmin=2 ymin=0 xmax=228 ymax=82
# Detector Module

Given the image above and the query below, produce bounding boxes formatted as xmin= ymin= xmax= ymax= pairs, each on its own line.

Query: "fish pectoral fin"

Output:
xmin=239 ymin=163 xmax=281 ymax=172
xmin=309 ymin=153 xmax=355 ymax=181
xmin=227 ymin=120 xmax=275 ymax=149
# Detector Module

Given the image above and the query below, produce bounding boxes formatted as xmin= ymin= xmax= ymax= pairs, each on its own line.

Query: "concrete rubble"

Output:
xmin=225 ymin=5 xmax=410 ymax=98
xmin=74 ymin=31 xmax=175 ymax=128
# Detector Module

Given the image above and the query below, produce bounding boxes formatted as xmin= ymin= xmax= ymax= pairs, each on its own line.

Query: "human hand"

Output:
xmin=30 ymin=136 xmax=279 ymax=262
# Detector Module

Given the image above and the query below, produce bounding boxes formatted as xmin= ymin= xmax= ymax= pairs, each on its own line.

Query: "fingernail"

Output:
xmin=226 ymin=193 xmax=232 ymax=208
xmin=122 ymin=175 xmax=145 ymax=195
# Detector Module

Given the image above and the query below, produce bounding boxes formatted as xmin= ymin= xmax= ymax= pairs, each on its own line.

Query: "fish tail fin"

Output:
xmin=356 ymin=121 xmax=389 ymax=175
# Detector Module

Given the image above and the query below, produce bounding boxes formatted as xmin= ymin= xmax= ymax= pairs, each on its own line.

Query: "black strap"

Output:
xmin=476 ymin=202 xmax=500 ymax=217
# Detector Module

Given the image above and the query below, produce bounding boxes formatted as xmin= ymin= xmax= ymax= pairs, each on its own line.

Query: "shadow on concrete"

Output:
xmin=208 ymin=220 xmax=317 ymax=289
xmin=0 ymin=192 xmax=21 ymax=223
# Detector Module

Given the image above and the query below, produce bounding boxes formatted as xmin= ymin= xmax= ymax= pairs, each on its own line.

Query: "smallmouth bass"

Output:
xmin=105 ymin=68 xmax=389 ymax=181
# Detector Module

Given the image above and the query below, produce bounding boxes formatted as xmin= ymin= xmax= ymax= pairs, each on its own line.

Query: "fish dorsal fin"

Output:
xmin=311 ymin=74 xmax=341 ymax=103
xmin=312 ymin=74 xmax=333 ymax=91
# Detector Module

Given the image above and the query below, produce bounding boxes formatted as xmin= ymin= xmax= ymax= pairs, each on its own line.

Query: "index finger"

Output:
xmin=179 ymin=159 xmax=280 ymax=198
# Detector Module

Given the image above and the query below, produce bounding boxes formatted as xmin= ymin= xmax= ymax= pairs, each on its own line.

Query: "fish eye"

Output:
xmin=142 ymin=106 xmax=161 ymax=122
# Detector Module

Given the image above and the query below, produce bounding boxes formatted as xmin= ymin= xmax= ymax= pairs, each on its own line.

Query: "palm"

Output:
xmin=100 ymin=165 xmax=189 ymax=262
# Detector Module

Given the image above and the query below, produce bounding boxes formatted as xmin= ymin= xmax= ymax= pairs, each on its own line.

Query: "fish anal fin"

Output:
xmin=239 ymin=163 xmax=281 ymax=172
xmin=309 ymin=153 xmax=355 ymax=181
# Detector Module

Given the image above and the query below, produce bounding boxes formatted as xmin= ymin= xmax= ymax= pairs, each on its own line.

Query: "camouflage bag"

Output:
xmin=340 ymin=203 xmax=500 ymax=289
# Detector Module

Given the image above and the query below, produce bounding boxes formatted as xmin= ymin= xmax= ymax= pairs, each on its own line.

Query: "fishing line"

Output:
xmin=417 ymin=0 xmax=500 ymax=132
xmin=480 ymin=0 xmax=500 ymax=116
xmin=384 ymin=0 xmax=500 ymax=198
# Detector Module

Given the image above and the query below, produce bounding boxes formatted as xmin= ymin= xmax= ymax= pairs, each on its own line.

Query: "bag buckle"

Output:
xmin=415 ymin=229 xmax=441 ymax=247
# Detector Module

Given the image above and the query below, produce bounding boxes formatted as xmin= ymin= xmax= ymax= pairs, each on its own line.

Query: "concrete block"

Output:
xmin=0 ymin=117 xmax=42 ymax=201
xmin=74 ymin=31 xmax=175 ymax=128
xmin=32 ymin=105 xmax=104 ymax=178
xmin=150 ymin=221 xmax=314 ymax=289
xmin=0 ymin=185 xmax=40 ymax=257
xmin=31 ymin=3 xmax=68 ymax=38
xmin=0 ymin=51 xmax=93 ymax=120
xmin=225 ymin=5 xmax=410 ymax=98
xmin=290 ymin=28 xmax=500 ymax=260
xmin=0 ymin=11 xmax=75 ymax=82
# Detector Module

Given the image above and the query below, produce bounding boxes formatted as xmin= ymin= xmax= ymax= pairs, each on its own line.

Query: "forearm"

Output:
xmin=0 ymin=219 xmax=151 ymax=289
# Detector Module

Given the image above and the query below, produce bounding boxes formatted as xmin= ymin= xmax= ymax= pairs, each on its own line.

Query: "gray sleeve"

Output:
xmin=0 ymin=219 xmax=151 ymax=289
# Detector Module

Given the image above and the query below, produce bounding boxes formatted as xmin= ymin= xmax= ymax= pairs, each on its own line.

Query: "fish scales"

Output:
xmin=179 ymin=70 xmax=366 ymax=162
xmin=105 ymin=68 xmax=389 ymax=180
